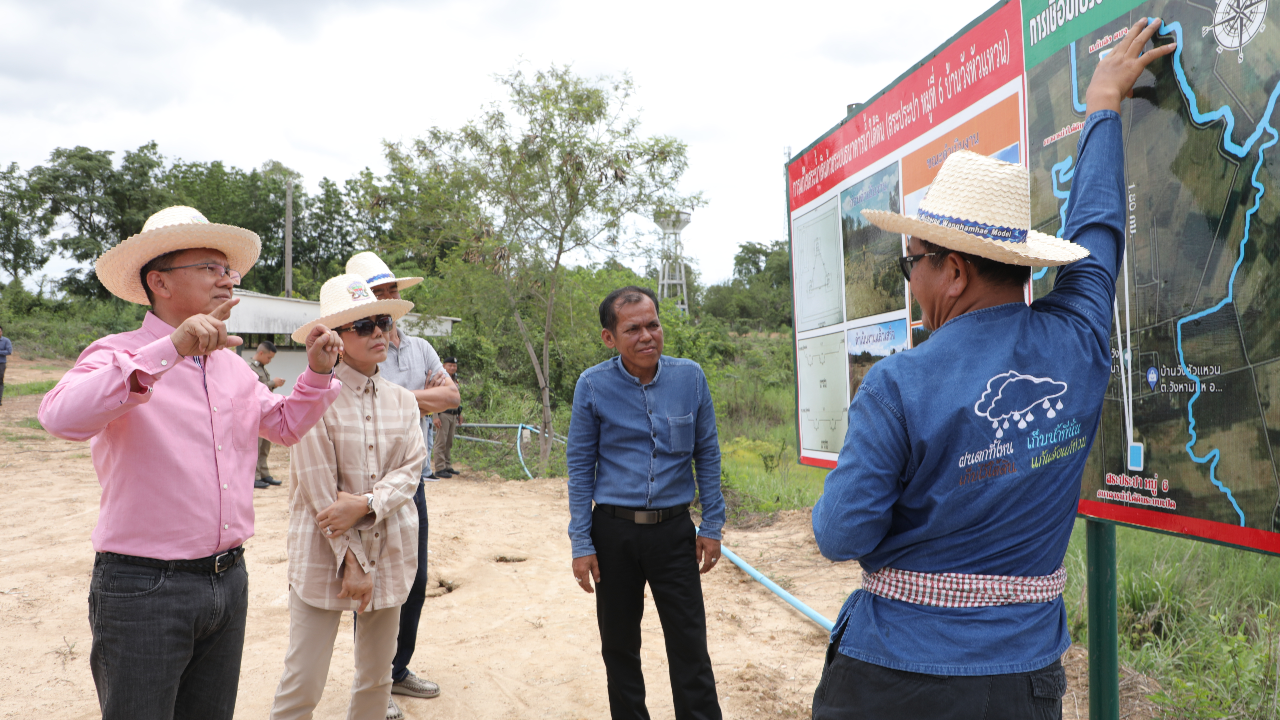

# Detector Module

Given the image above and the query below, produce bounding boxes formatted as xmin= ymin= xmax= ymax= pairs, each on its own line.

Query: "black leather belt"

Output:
xmin=95 ymin=546 xmax=244 ymax=574
xmin=443 ymin=408 xmax=462 ymax=416
xmin=596 ymin=503 xmax=689 ymax=525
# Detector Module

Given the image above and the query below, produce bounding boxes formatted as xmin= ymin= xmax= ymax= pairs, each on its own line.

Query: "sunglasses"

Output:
xmin=337 ymin=314 xmax=393 ymax=337
xmin=157 ymin=262 xmax=242 ymax=285
xmin=898 ymin=251 xmax=951 ymax=281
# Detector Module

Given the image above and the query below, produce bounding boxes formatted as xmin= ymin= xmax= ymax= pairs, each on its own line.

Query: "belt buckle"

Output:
xmin=214 ymin=552 xmax=232 ymax=573
xmin=634 ymin=510 xmax=659 ymax=524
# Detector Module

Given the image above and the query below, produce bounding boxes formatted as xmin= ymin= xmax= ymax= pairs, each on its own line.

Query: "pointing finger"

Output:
xmin=210 ymin=296 xmax=240 ymax=322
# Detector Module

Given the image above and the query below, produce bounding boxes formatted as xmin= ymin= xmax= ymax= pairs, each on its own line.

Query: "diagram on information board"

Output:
xmin=793 ymin=198 xmax=845 ymax=332
xmin=796 ymin=331 xmax=849 ymax=453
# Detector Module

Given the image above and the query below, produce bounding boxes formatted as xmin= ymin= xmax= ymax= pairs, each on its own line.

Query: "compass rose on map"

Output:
xmin=1203 ymin=0 xmax=1268 ymax=63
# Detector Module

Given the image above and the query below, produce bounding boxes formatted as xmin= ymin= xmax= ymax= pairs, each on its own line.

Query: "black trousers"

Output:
xmin=811 ymin=624 xmax=1067 ymax=720
xmin=591 ymin=506 xmax=721 ymax=720
xmin=89 ymin=557 xmax=249 ymax=720
xmin=391 ymin=478 xmax=429 ymax=682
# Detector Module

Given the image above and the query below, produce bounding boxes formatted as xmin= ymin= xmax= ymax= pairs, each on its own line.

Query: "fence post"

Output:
xmin=1087 ymin=518 xmax=1119 ymax=720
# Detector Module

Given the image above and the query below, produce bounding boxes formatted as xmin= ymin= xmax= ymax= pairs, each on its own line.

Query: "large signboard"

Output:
xmin=787 ymin=0 xmax=1027 ymax=467
xmin=1025 ymin=0 xmax=1280 ymax=554
xmin=788 ymin=0 xmax=1280 ymax=554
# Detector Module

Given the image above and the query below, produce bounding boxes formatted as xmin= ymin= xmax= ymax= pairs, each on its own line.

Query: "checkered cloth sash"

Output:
xmin=861 ymin=565 xmax=1067 ymax=608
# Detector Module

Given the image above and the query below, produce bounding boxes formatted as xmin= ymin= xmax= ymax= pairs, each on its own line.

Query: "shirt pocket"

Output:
xmin=668 ymin=413 xmax=695 ymax=454
xmin=229 ymin=397 xmax=261 ymax=452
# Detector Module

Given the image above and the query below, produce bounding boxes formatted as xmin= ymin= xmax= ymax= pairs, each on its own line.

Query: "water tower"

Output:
xmin=654 ymin=209 xmax=692 ymax=312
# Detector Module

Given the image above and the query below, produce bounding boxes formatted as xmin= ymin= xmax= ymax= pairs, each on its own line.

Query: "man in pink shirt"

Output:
xmin=39 ymin=206 xmax=344 ymax=720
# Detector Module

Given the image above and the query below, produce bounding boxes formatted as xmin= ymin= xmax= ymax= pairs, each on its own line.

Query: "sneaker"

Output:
xmin=391 ymin=669 xmax=441 ymax=698
xmin=446 ymin=468 xmax=461 ymax=476
xmin=386 ymin=697 xmax=404 ymax=720
xmin=262 ymin=476 xmax=282 ymax=486
xmin=254 ymin=478 xmax=270 ymax=489
xmin=436 ymin=470 xmax=453 ymax=478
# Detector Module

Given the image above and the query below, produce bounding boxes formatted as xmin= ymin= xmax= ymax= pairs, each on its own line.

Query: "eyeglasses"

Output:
xmin=898 ymin=251 xmax=951 ymax=281
xmin=157 ymin=262 xmax=242 ymax=285
xmin=336 ymin=315 xmax=393 ymax=337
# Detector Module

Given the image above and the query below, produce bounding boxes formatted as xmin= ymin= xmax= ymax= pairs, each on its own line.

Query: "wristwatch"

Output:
xmin=365 ymin=493 xmax=375 ymax=514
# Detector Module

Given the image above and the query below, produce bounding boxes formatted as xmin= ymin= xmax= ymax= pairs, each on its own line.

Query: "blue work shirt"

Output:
xmin=0 ymin=336 xmax=11 ymax=363
xmin=567 ymin=355 xmax=726 ymax=558
xmin=812 ymin=110 xmax=1125 ymax=676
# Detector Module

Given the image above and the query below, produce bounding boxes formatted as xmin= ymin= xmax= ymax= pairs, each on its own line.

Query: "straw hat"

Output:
xmin=291 ymin=274 xmax=413 ymax=343
xmin=861 ymin=150 xmax=1088 ymax=267
xmin=346 ymin=251 xmax=422 ymax=291
xmin=95 ymin=206 xmax=261 ymax=305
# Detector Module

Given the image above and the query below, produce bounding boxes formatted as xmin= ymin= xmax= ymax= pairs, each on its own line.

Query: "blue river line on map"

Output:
xmin=1047 ymin=20 xmax=1280 ymax=525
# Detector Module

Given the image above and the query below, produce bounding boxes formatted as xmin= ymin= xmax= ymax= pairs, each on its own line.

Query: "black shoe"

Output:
xmin=436 ymin=470 xmax=453 ymax=478
xmin=263 ymin=476 xmax=282 ymax=486
xmin=446 ymin=468 xmax=461 ymax=476
xmin=254 ymin=478 xmax=270 ymax=489
xmin=425 ymin=473 xmax=440 ymax=480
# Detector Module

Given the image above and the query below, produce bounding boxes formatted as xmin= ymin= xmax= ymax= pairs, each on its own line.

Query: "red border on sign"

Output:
xmin=1078 ymin=499 xmax=1280 ymax=555
xmin=786 ymin=1 xmax=1023 ymax=209
xmin=800 ymin=456 xmax=838 ymax=469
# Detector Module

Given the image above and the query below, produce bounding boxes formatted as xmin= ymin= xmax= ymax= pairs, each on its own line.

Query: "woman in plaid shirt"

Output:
xmin=269 ymin=274 xmax=428 ymax=720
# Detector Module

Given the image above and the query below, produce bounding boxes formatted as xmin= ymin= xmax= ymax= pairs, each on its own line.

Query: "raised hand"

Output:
xmin=1085 ymin=17 xmax=1177 ymax=116
xmin=170 ymin=297 xmax=243 ymax=357
xmin=306 ymin=324 xmax=343 ymax=374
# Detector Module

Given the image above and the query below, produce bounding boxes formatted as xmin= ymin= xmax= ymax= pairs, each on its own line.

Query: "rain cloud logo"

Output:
xmin=975 ymin=371 xmax=1068 ymax=439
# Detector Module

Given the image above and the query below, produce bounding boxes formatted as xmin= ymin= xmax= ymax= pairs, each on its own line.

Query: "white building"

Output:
xmin=228 ymin=290 xmax=459 ymax=393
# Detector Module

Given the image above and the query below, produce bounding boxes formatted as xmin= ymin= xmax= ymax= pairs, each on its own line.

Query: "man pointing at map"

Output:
xmin=810 ymin=18 xmax=1175 ymax=718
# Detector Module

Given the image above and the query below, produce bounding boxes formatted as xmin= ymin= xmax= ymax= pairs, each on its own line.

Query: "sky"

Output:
xmin=1 ymin=0 xmax=999 ymax=288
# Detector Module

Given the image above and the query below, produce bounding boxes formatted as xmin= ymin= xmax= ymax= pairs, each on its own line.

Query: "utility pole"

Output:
xmin=654 ymin=209 xmax=691 ymax=312
xmin=284 ymin=178 xmax=293 ymax=298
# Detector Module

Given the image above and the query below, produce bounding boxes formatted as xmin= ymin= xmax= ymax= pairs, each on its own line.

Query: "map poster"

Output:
xmin=788 ymin=0 xmax=1025 ymax=467
xmin=1024 ymin=0 xmax=1280 ymax=554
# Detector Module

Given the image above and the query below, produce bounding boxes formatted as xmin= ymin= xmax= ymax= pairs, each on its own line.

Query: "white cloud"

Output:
xmin=1 ymin=0 xmax=997 ymax=287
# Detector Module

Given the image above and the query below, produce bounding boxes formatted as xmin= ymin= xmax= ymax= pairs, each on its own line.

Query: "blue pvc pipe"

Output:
xmin=718 ymin=545 xmax=835 ymax=632
xmin=514 ymin=424 xmax=534 ymax=480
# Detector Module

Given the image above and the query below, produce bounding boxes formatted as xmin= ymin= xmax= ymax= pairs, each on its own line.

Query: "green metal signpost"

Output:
xmin=1086 ymin=520 xmax=1118 ymax=719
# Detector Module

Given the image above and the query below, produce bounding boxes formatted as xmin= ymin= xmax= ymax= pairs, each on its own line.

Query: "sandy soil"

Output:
xmin=0 ymin=361 xmax=1158 ymax=719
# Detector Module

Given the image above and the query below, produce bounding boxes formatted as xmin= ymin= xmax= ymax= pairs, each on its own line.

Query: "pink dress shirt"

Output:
xmin=39 ymin=312 xmax=342 ymax=560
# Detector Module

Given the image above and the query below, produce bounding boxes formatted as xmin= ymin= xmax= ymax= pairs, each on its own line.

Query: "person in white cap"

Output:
xmin=809 ymin=20 xmax=1175 ymax=718
xmin=269 ymin=273 xmax=427 ymax=720
xmin=38 ymin=206 xmax=344 ymax=720
xmin=345 ymin=251 xmax=458 ymax=717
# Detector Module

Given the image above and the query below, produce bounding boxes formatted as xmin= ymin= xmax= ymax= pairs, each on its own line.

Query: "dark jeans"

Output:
xmin=88 ymin=556 xmax=249 ymax=720
xmin=391 ymin=478 xmax=429 ymax=682
xmin=812 ymin=624 xmax=1067 ymax=720
xmin=0 ymin=362 xmax=6 ymax=403
xmin=592 ymin=506 xmax=721 ymax=720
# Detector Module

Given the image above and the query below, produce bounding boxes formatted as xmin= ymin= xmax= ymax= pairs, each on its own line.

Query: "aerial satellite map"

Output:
xmin=1026 ymin=0 xmax=1280 ymax=542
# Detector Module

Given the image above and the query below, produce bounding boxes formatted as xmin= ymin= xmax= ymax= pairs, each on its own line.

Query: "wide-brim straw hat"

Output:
xmin=291 ymin=273 xmax=413 ymax=343
xmin=862 ymin=150 xmax=1088 ymax=267
xmin=346 ymin=251 xmax=422 ymax=291
xmin=95 ymin=206 xmax=261 ymax=305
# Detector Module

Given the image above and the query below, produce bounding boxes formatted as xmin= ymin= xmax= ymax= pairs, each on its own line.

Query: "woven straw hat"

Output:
xmin=346 ymin=251 xmax=422 ymax=291
xmin=291 ymin=274 xmax=413 ymax=343
xmin=862 ymin=150 xmax=1088 ymax=267
xmin=95 ymin=206 xmax=261 ymax=305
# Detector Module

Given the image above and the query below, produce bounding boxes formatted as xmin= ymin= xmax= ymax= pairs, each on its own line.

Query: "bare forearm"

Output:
xmin=413 ymin=384 xmax=460 ymax=414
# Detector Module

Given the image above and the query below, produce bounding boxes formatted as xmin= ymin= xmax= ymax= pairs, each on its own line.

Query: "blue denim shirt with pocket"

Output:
xmin=567 ymin=355 xmax=725 ymax=558
xmin=812 ymin=110 xmax=1125 ymax=675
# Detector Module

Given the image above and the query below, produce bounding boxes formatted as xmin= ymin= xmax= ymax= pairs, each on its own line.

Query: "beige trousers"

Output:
xmin=269 ymin=588 xmax=402 ymax=720
xmin=257 ymin=437 xmax=272 ymax=480
xmin=433 ymin=413 xmax=458 ymax=472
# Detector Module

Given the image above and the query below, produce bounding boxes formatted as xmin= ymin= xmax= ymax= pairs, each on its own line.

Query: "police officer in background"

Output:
xmin=432 ymin=357 xmax=462 ymax=478
xmin=249 ymin=340 xmax=286 ymax=488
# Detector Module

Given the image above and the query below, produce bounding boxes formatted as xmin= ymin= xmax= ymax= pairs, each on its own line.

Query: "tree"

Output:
xmin=702 ymin=240 xmax=793 ymax=333
xmin=0 ymin=163 xmax=53 ymax=283
xmin=407 ymin=65 xmax=701 ymax=474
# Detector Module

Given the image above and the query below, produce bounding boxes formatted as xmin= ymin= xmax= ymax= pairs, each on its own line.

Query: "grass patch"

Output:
xmin=15 ymin=417 xmax=43 ymax=431
xmin=1063 ymin=520 xmax=1280 ymax=718
xmin=6 ymin=380 xmax=57 ymax=397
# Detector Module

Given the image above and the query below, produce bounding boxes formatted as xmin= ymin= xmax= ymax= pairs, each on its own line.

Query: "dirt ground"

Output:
xmin=0 ymin=354 xmax=1159 ymax=719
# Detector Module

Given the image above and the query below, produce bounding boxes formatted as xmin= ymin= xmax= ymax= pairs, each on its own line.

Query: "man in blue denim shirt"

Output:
xmin=567 ymin=285 xmax=726 ymax=720
xmin=810 ymin=20 xmax=1176 ymax=718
